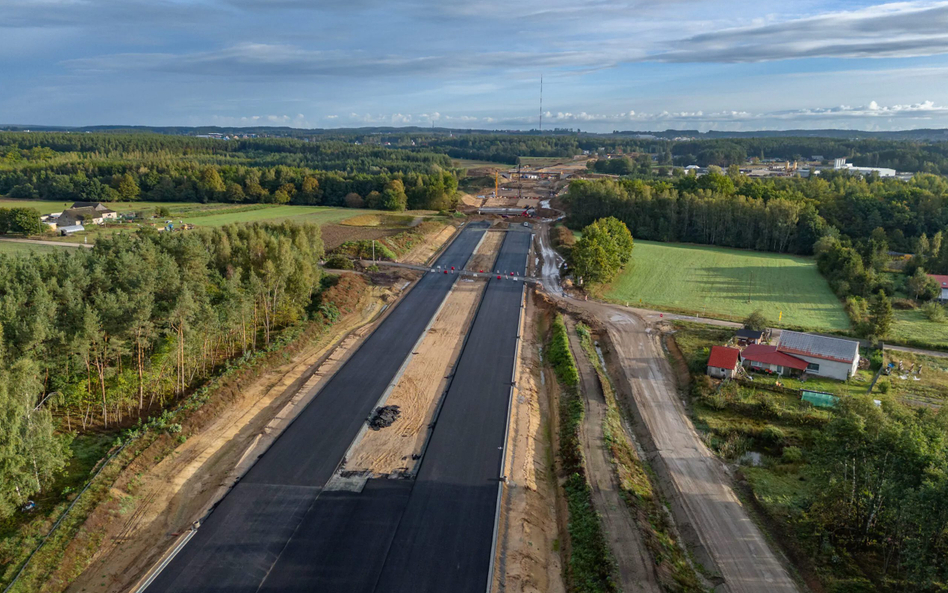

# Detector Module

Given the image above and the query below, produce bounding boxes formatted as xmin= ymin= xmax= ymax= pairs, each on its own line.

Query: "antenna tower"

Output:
xmin=539 ymin=75 xmax=543 ymax=132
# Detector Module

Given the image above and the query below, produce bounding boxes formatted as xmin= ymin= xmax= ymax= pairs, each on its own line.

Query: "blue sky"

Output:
xmin=3 ymin=0 xmax=948 ymax=132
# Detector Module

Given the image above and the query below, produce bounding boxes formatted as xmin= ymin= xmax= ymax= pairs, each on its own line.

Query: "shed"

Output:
xmin=58 ymin=224 xmax=85 ymax=236
xmin=735 ymin=328 xmax=764 ymax=346
xmin=707 ymin=346 xmax=740 ymax=379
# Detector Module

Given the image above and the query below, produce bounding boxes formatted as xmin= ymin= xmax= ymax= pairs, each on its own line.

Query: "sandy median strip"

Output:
xmin=468 ymin=229 xmax=505 ymax=273
xmin=344 ymin=279 xmax=483 ymax=476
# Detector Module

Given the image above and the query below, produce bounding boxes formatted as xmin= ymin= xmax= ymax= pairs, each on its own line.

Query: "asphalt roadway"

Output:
xmin=254 ymin=229 xmax=532 ymax=593
xmin=145 ymin=222 xmax=489 ymax=593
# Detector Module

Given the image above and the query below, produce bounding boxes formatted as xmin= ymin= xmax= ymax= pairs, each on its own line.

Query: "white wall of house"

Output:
xmin=743 ymin=360 xmax=784 ymax=375
xmin=707 ymin=365 xmax=735 ymax=379
xmin=793 ymin=354 xmax=857 ymax=381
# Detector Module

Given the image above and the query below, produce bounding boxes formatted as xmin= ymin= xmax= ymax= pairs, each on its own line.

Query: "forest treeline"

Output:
xmin=565 ymin=170 xmax=948 ymax=256
xmin=418 ymin=133 xmax=948 ymax=175
xmin=0 ymin=132 xmax=458 ymax=211
xmin=0 ymin=222 xmax=326 ymax=518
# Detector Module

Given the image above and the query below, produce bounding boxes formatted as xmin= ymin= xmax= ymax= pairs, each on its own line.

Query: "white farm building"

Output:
xmin=776 ymin=331 xmax=860 ymax=381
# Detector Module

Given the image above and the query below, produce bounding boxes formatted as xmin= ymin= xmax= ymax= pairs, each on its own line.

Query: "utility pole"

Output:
xmin=372 ymin=239 xmax=376 ymax=263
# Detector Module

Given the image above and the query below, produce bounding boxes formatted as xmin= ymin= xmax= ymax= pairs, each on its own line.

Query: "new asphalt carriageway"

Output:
xmin=144 ymin=223 xmax=533 ymax=593
xmin=144 ymin=222 xmax=488 ymax=593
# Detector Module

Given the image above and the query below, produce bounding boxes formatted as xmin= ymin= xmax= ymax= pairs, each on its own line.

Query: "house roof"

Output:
xmin=71 ymin=202 xmax=111 ymax=211
xmin=58 ymin=207 xmax=101 ymax=223
xmin=707 ymin=346 xmax=740 ymax=370
xmin=928 ymin=274 xmax=948 ymax=289
xmin=741 ymin=344 xmax=808 ymax=370
xmin=777 ymin=330 xmax=859 ymax=364
xmin=735 ymin=328 xmax=764 ymax=340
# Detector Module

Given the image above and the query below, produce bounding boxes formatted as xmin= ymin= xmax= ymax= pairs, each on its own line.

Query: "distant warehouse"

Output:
xmin=776 ymin=331 xmax=860 ymax=381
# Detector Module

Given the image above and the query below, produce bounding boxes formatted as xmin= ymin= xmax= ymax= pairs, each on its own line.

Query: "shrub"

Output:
xmin=548 ymin=315 xmax=579 ymax=387
xmin=324 ymin=255 xmax=354 ymax=270
xmin=877 ymin=380 xmax=890 ymax=394
xmin=761 ymin=425 xmax=786 ymax=444
xmin=868 ymin=350 xmax=884 ymax=370
xmin=921 ymin=301 xmax=947 ymax=323
xmin=781 ymin=446 xmax=804 ymax=463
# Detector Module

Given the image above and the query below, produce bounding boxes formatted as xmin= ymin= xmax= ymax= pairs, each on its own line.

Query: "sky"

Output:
xmin=3 ymin=0 xmax=948 ymax=132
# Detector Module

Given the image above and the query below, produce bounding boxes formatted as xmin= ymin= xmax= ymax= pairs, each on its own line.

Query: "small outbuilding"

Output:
xmin=707 ymin=346 xmax=741 ymax=379
xmin=58 ymin=224 xmax=85 ymax=236
xmin=735 ymin=328 xmax=764 ymax=346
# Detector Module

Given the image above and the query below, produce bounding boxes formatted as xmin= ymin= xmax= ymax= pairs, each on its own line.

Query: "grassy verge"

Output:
xmin=0 ymin=276 xmax=371 ymax=592
xmin=575 ymin=324 xmax=705 ymax=592
xmin=547 ymin=315 xmax=616 ymax=593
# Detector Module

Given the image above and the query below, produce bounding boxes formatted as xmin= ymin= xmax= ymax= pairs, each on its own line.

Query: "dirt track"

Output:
xmin=567 ymin=299 xmax=799 ymax=593
xmin=565 ymin=318 xmax=661 ymax=593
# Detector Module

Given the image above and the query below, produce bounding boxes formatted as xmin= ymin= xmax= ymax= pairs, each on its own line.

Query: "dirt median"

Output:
xmin=468 ymin=229 xmax=505 ymax=273
xmin=344 ymin=278 xmax=485 ymax=476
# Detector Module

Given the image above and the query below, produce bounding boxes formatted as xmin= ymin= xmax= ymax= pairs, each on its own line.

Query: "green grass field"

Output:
xmin=890 ymin=309 xmax=948 ymax=349
xmin=605 ymin=241 xmax=850 ymax=331
xmin=0 ymin=240 xmax=74 ymax=254
xmin=452 ymin=159 xmax=504 ymax=170
xmin=176 ymin=205 xmax=384 ymax=227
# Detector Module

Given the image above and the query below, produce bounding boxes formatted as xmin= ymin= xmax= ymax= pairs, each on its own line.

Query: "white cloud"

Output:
xmin=657 ymin=1 xmax=948 ymax=62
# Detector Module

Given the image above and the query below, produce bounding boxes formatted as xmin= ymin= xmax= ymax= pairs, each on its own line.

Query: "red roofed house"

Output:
xmin=928 ymin=274 xmax=948 ymax=302
xmin=741 ymin=344 xmax=808 ymax=377
xmin=707 ymin=346 xmax=741 ymax=379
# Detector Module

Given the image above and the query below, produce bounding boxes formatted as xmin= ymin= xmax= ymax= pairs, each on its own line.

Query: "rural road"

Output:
xmin=0 ymin=237 xmax=92 ymax=248
xmin=565 ymin=318 xmax=662 ymax=593
xmin=144 ymin=223 xmax=489 ymax=592
xmin=571 ymin=300 xmax=799 ymax=593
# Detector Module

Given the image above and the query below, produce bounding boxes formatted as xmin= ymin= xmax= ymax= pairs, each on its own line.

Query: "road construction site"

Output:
xmin=139 ymin=221 xmax=533 ymax=593
xmin=113 ymin=213 xmax=805 ymax=593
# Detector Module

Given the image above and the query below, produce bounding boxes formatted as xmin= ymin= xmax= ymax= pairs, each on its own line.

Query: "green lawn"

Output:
xmin=889 ymin=308 xmax=948 ymax=349
xmin=606 ymin=241 xmax=850 ymax=331
xmin=0 ymin=240 xmax=73 ymax=255
xmin=0 ymin=199 xmax=202 ymax=215
xmin=176 ymin=205 xmax=377 ymax=227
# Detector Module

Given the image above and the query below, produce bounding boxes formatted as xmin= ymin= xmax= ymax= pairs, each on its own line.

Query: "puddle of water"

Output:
xmin=739 ymin=451 xmax=763 ymax=466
